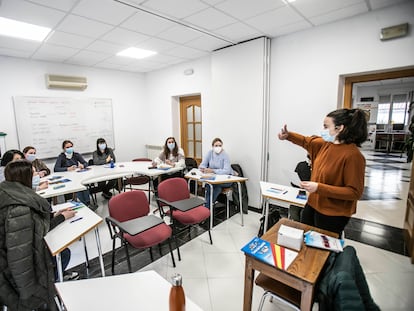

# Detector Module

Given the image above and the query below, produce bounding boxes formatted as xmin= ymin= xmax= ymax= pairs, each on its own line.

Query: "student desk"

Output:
xmin=185 ymin=171 xmax=248 ymax=229
xmin=44 ymin=203 xmax=105 ymax=282
xmin=55 ymin=270 xmax=203 ymax=310
xmin=243 ymin=218 xmax=337 ymax=311
xmin=260 ymin=181 xmax=307 ymax=233
xmin=38 ymin=162 xmax=184 ymax=201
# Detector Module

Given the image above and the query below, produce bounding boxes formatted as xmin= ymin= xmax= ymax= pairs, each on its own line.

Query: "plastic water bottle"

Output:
xmin=110 ymin=159 xmax=115 ymax=168
xmin=169 ymin=274 xmax=185 ymax=311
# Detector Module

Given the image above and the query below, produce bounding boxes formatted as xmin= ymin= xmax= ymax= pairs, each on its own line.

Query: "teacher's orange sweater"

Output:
xmin=287 ymin=132 xmax=365 ymax=217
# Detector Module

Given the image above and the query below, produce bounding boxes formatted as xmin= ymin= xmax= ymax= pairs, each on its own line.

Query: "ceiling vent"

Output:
xmin=45 ymin=74 xmax=87 ymax=90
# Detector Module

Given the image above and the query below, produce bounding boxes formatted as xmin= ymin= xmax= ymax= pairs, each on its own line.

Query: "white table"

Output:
xmin=44 ymin=202 xmax=105 ymax=282
xmin=260 ymin=181 xmax=308 ymax=233
xmin=38 ymin=161 xmax=184 ymax=200
xmin=54 ymin=270 xmax=203 ymax=311
xmin=185 ymin=172 xmax=248 ymax=229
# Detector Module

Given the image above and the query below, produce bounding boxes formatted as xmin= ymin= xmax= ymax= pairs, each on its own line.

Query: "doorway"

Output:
xmin=341 ymin=67 xmax=414 ymax=263
xmin=179 ymin=95 xmax=202 ymax=164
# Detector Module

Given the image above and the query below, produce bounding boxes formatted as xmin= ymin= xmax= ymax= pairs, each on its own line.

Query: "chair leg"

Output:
xmin=158 ymin=243 xmax=163 ymax=257
xmin=111 ymin=237 xmax=117 ymax=275
xmin=123 ymin=241 xmax=131 ymax=273
xmin=149 ymin=247 xmax=154 ymax=262
xmin=208 ymin=229 xmax=213 ymax=245
xmin=168 ymin=238 xmax=176 ymax=267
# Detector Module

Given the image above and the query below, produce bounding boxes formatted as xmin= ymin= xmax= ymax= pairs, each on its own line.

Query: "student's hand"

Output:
xmin=300 ymin=181 xmax=318 ymax=193
xmin=68 ymin=165 xmax=77 ymax=171
xmin=38 ymin=170 xmax=47 ymax=178
xmin=203 ymin=168 xmax=214 ymax=174
xmin=106 ymin=155 xmax=112 ymax=163
xmin=278 ymin=124 xmax=289 ymax=140
xmin=61 ymin=210 xmax=77 ymax=220
xmin=38 ymin=180 xmax=49 ymax=190
xmin=78 ymin=163 xmax=84 ymax=169
xmin=165 ymin=160 xmax=174 ymax=166
xmin=151 ymin=161 xmax=157 ymax=167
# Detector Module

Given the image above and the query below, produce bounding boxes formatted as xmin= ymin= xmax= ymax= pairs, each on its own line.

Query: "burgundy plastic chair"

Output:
xmin=123 ymin=158 xmax=152 ymax=193
xmin=157 ymin=177 xmax=212 ymax=260
xmin=106 ymin=190 xmax=176 ymax=274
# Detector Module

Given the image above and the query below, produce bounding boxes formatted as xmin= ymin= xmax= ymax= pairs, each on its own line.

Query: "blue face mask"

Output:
xmin=32 ymin=175 xmax=40 ymax=189
xmin=65 ymin=147 xmax=74 ymax=154
xmin=167 ymin=143 xmax=175 ymax=150
xmin=98 ymin=143 xmax=106 ymax=150
xmin=320 ymin=129 xmax=335 ymax=142
xmin=26 ymin=154 xmax=36 ymax=162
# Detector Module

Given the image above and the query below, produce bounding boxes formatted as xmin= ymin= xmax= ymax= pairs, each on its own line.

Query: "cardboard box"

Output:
xmin=277 ymin=224 xmax=304 ymax=251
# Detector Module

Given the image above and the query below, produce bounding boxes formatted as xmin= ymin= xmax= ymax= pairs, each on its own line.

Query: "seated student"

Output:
xmin=152 ymin=137 xmax=186 ymax=191
xmin=23 ymin=145 xmax=51 ymax=178
xmin=199 ymin=138 xmax=233 ymax=209
xmin=92 ymin=138 xmax=117 ymax=199
xmin=54 ymin=140 xmax=94 ymax=208
xmin=0 ymin=161 xmax=78 ymax=310
xmin=0 ymin=149 xmax=24 ymax=182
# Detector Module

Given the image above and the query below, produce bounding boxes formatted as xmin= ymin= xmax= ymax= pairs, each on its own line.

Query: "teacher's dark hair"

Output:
xmin=327 ymin=108 xmax=368 ymax=146
xmin=4 ymin=160 xmax=33 ymax=188
xmin=0 ymin=149 xmax=24 ymax=167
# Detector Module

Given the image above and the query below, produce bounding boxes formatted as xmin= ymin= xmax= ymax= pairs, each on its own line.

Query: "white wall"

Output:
xmin=0 ymin=56 xmax=146 ymax=162
xmin=144 ymin=56 xmax=212 ymax=146
xmin=268 ymin=1 xmax=414 ymax=185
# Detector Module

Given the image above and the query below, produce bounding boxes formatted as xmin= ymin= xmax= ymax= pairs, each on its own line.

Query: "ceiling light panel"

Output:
xmin=0 ymin=17 xmax=51 ymax=41
xmin=117 ymin=47 xmax=157 ymax=59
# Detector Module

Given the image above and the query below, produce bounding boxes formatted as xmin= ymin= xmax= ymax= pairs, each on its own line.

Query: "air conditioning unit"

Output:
xmin=45 ymin=74 xmax=88 ymax=90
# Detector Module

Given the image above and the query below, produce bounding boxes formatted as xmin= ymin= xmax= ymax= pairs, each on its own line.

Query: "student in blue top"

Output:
xmin=54 ymin=140 xmax=94 ymax=209
xmin=199 ymin=137 xmax=233 ymax=209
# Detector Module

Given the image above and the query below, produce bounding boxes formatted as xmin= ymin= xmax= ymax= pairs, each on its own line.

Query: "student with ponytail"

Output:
xmin=278 ymin=108 xmax=368 ymax=234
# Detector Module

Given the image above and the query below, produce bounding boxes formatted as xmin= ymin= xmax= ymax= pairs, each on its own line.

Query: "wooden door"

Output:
xmin=180 ymin=95 xmax=202 ymax=164
xmin=404 ymin=160 xmax=414 ymax=263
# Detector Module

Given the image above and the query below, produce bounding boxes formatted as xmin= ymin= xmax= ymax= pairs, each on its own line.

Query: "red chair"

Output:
xmin=106 ymin=190 xmax=176 ymax=274
xmin=157 ymin=177 xmax=212 ymax=260
xmin=124 ymin=158 xmax=152 ymax=194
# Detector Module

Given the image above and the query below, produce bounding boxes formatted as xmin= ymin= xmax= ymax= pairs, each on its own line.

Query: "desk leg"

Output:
xmin=300 ymin=283 xmax=314 ymax=311
xmin=243 ymin=256 xmax=254 ymax=311
xmin=264 ymin=198 xmax=269 ymax=233
xmin=237 ymin=182 xmax=244 ymax=226
xmin=56 ymin=253 xmax=63 ymax=282
xmin=94 ymin=227 xmax=106 ymax=277
xmin=208 ymin=183 xmax=214 ymax=230
xmin=82 ymin=237 xmax=90 ymax=276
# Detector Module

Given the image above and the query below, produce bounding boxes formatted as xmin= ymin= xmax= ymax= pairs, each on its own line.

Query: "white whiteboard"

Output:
xmin=13 ymin=96 xmax=115 ymax=159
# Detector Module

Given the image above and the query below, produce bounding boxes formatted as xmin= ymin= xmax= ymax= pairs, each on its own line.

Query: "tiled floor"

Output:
xmin=65 ymin=150 xmax=414 ymax=311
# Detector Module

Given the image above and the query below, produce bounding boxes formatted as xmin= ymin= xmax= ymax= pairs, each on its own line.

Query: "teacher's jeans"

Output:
xmin=205 ymin=183 xmax=232 ymax=208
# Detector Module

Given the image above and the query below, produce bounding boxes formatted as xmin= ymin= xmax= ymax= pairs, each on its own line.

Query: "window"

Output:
xmin=376 ymin=94 xmax=409 ymax=128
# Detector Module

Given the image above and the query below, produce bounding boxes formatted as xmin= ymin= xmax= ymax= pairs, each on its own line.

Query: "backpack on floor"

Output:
xmin=258 ymin=207 xmax=281 ymax=237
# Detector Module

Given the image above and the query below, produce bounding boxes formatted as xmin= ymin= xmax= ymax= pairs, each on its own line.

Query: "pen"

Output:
xmin=71 ymin=206 xmax=84 ymax=211
xmin=282 ymin=191 xmax=288 ymax=194
xmin=270 ymin=187 xmax=284 ymax=191
xmin=70 ymin=217 xmax=83 ymax=223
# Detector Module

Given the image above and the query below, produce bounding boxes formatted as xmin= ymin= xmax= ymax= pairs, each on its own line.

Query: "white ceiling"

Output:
xmin=0 ymin=0 xmax=408 ymax=73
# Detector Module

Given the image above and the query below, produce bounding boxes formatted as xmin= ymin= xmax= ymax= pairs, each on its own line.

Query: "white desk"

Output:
xmin=44 ymin=202 xmax=105 ymax=282
xmin=185 ymin=172 xmax=248 ymax=229
xmin=260 ymin=181 xmax=307 ymax=233
xmin=55 ymin=270 xmax=203 ymax=311
xmin=38 ymin=161 xmax=184 ymax=200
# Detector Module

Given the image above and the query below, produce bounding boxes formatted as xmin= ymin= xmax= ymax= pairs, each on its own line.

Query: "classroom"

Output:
xmin=1 ymin=0 xmax=414 ymax=310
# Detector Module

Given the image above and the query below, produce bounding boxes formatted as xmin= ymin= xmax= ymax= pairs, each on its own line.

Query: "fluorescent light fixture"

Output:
xmin=0 ymin=17 xmax=51 ymax=41
xmin=117 ymin=47 xmax=157 ymax=59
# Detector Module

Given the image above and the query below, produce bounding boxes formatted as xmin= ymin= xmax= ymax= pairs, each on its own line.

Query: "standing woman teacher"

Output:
xmin=278 ymin=108 xmax=368 ymax=234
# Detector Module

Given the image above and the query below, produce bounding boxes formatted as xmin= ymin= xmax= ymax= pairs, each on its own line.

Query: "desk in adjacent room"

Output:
xmin=55 ymin=270 xmax=203 ymax=311
xmin=260 ymin=181 xmax=307 ymax=233
xmin=243 ymin=218 xmax=337 ymax=311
